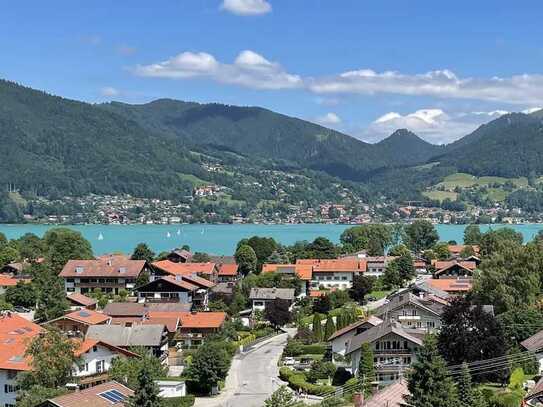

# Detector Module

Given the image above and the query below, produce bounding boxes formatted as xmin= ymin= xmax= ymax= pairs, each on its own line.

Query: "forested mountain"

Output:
xmin=433 ymin=112 xmax=543 ymax=177
xmin=101 ymin=100 xmax=438 ymax=180
xmin=375 ymin=129 xmax=444 ymax=166
xmin=0 ymin=80 xmax=207 ymax=200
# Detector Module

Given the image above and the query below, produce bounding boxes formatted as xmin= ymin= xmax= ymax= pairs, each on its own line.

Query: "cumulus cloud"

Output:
xmin=134 ymin=50 xmax=302 ymax=90
xmin=314 ymin=112 xmax=342 ymax=126
xmin=100 ymin=87 xmax=120 ymax=97
xmin=363 ymin=108 xmax=510 ymax=144
xmin=221 ymin=0 xmax=271 ymax=15
xmin=309 ymin=69 xmax=543 ymax=105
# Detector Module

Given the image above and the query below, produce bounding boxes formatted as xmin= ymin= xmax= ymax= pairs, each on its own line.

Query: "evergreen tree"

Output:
xmin=457 ymin=363 xmax=474 ymax=407
xmin=404 ymin=336 xmax=459 ymax=407
xmin=312 ymin=314 xmax=323 ymax=342
xmin=32 ymin=263 xmax=69 ymax=321
xmin=131 ymin=243 xmax=155 ymax=263
xmin=336 ymin=313 xmax=344 ymax=330
xmin=324 ymin=314 xmax=336 ymax=340
xmin=235 ymin=244 xmax=257 ymax=276
xmin=264 ymin=385 xmax=305 ymax=407
xmin=127 ymin=365 xmax=162 ymax=407
xmin=357 ymin=343 xmax=375 ymax=397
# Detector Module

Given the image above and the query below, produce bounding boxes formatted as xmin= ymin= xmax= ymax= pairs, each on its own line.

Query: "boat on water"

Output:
xmin=166 ymin=232 xmax=171 ymax=238
xmin=97 ymin=232 xmax=104 ymax=240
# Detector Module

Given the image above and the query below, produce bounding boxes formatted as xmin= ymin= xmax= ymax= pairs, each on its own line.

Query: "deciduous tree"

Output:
xmin=131 ymin=243 xmax=155 ymax=263
xmin=235 ymin=244 xmax=257 ymax=276
xmin=405 ymin=220 xmax=439 ymax=253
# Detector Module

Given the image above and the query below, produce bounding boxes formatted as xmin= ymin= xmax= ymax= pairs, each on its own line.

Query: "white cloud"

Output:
xmin=523 ymin=107 xmax=543 ymax=114
xmin=100 ymin=87 xmax=120 ymax=97
xmin=221 ymin=0 xmax=271 ymax=15
xmin=314 ymin=112 xmax=342 ymax=126
xmin=364 ymin=108 xmax=509 ymax=144
xmin=134 ymin=50 xmax=302 ymax=90
xmin=309 ymin=69 xmax=543 ymax=105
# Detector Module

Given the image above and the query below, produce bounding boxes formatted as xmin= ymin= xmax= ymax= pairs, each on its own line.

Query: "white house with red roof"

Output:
xmin=60 ymin=255 xmax=151 ymax=295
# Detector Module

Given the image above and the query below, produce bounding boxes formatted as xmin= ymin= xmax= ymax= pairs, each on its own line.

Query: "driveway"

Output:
xmin=194 ymin=331 xmax=292 ymax=407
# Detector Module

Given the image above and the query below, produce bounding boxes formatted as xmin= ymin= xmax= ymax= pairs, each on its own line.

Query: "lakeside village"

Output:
xmin=19 ymin=190 xmax=531 ymax=225
xmin=2 ymin=222 xmax=543 ymax=406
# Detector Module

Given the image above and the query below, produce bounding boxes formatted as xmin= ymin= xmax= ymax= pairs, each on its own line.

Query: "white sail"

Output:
xmin=98 ymin=233 xmax=104 ymax=241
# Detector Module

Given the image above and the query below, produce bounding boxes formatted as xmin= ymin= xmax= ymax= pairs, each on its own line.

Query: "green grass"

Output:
xmin=435 ymin=172 xmax=528 ymax=191
xmin=367 ymin=290 xmax=392 ymax=300
xmin=485 ymin=188 xmax=509 ymax=202
xmin=178 ymin=173 xmax=207 ymax=186
xmin=422 ymin=190 xmax=458 ymax=202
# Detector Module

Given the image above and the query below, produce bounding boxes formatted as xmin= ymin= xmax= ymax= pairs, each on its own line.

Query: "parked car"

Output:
xmin=283 ymin=357 xmax=296 ymax=366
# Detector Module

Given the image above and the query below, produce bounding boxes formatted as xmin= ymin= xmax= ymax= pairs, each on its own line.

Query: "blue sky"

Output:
xmin=2 ymin=0 xmax=543 ymax=143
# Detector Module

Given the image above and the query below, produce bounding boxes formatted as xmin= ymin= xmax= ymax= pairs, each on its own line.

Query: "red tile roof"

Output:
xmin=312 ymin=259 xmax=366 ymax=273
xmin=60 ymin=256 xmax=146 ymax=278
xmin=74 ymin=339 xmax=138 ymax=358
xmin=0 ymin=313 xmax=42 ymax=371
xmin=148 ymin=311 xmax=226 ymax=329
xmin=426 ymin=278 xmax=473 ymax=293
xmin=262 ymin=263 xmax=313 ymax=281
xmin=448 ymin=244 xmax=480 ymax=255
xmin=0 ymin=274 xmax=18 ymax=287
xmin=51 ymin=309 xmax=111 ymax=326
xmin=218 ymin=263 xmax=239 ymax=276
xmin=45 ymin=380 xmax=133 ymax=407
xmin=67 ymin=293 xmax=97 ymax=307
xmin=433 ymin=260 xmax=476 ymax=271
xmin=141 ymin=317 xmax=179 ymax=333
xmin=153 ymin=260 xmax=216 ymax=276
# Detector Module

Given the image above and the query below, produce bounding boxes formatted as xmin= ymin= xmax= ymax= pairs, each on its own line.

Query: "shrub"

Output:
xmin=162 ymin=395 xmax=195 ymax=407
xmin=301 ymin=344 xmax=327 ymax=354
xmin=278 ymin=367 xmax=335 ymax=395
xmin=283 ymin=339 xmax=304 ymax=357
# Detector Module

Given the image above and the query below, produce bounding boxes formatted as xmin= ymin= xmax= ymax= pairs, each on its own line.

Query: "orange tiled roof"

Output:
xmin=67 ymin=293 xmax=97 ymax=307
xmin=0 ymin=313 xmax=42 ymax=371
xmin=448 ymin=245 xmax=480 ymax=255
xmin=58 ymin=309 xmax=111 ymax=325
xmin=426 ymin=278 xmax=473 ymax=293
xmin=141 ymin=316 xmax=179 ymax=333
xmin=262 ymin=263 xmax=313 ymax=281
xmin=218 ymin=263 xmax=239 ymax=276
xmin=74 ymin=339 xmax=138 ymax=358
xmin=153 ymin=260 xmax=216 ymax=276
xmin=312 ymin=259 xmax=366 ymax=273
xmin=0 ymin=275 xmax=18 ymax=287
xmin=295 ymin=264 xmax=313 ymax=281
xmin=309 ymin=289 xmax=337 ymax=297
xmin=148 ymin=311 xmax=226 ymax=329
xmin=433 ymin=260 xmax=476 ymax=271
xmin=60 ymin=256 xmax=146 ymax=278
xmin=45 ymin=380 xmax=133 ymax=407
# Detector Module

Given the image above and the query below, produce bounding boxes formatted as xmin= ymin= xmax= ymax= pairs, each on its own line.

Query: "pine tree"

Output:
xmin=325 ymin=314 xmax=336 ymax=340
xmin=457 ymin=363 xmax=474 ymax=407
xmin=357 ymin=343 xmax=375 ymax=397
xmin=313 ymin=314 xmax=323 ymax=342
xmin=336 ymin=313 xmax=344 ymax=330
xmin=404 ymin=336 xmax=459 ymax=407
xmin=127 ymin=365 xmax=162 ymax=407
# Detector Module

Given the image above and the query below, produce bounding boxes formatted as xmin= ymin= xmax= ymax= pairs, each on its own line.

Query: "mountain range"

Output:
xmin=1 ymin=78 xmax=543 ymax=214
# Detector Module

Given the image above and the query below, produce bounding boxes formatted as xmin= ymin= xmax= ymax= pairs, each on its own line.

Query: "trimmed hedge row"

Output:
xmin=162 ymin=395 xmax=195 ymax=407
xmin=279 ymin=367 xmax=335 ymax=395
xmin=300 ymin=344 xmax=327 ymax=355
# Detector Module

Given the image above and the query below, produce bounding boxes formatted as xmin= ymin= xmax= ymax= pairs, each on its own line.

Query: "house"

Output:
xmin=217 ymin=263 xmax=239 ymax=283
xmin=72 ymin=339 xmax=138 ymax=388
xmin=328 ymin=316 xmax=383 ymax=357
xmin=364 ymin=379 xmax=409 ymax=407
xmin=0 ymin=312 xmax=42 ymax=407
xmin=67 ymin=293 xmax=97 ymax=310
xmin=148 ymin=311 xmax=227 ymax=349
xmin=166 ymin=249 xmax=193 ymax=263
xmin=136 ymin=274 xmax=214 ymax=310
xmin=346 ymin=320 xmax=424 ymax=385
xmin=521 ymin=330 xmax=543 ymax=374
xmin=249 ymin=288 xmax=296 ymax=312
xmin=45 ymin=309 xmax=111 ymax=337
xmin=433 ymin=260 xmax=476 ymax=279
xmin=153 ymin=260 xmax=219 ymax=283
xmin=59 ymin=255 xmax=150 ymax=295
xmin=425 ymin=278 xmax=473 ymax=294
xmin=372 ymin=292 xmax=446 ymax=332
xmin=524 ymin=376 xmax=543 ymax=406
xmin=86 ymin=324 xmax=169 ymax=363
xmin=366 ymin=256 xmax=397 ymax=277
xmin=262 ymin=263 xmax=313 ymax=297
xmin=0 ymin=275 xmax=18 ymax=295
xmin=40 ymin=380 xmax=133 ymax=407
xmin=300 ymin=259 xmax=365 ymax=290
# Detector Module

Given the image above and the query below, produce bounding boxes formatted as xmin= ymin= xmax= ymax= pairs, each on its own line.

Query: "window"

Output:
xmin=4 ymin=384 xmax=18 ymax=393
xmin=93 ymin=346 xmax=98 ymax=352
xmin=96 ymin=360 xmax=105 ymax=373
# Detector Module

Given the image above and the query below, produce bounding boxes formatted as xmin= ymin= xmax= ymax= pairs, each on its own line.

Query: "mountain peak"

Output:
xmin=378 ymin=129 xmax=429 ymax=145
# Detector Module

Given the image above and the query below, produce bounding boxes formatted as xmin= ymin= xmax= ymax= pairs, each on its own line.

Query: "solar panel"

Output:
xmin=99 ymin=389 xmax=127 ymax=403
xmin=79 ymin=310 xmax=91 ymax=317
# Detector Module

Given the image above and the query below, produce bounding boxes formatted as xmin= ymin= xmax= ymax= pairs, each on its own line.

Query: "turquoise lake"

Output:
xmin=0 ymin=223 xmax=542 ymax=256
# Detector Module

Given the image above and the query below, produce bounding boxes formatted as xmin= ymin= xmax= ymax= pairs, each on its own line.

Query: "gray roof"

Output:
xmin=365 ymin=379 xmax=408 ymax=407
xmin=328 ymin=316 xmax=383 ymax=341
xmin=411 ymin=280 xmax=451 ymax=299
xmin=373 ymin=292 xmax=445 ymax=319
xmin=86 ymin=324 xmax=166 ymax=347
xmin=146 ymin=303 xmax=192 ymax=312
xmin=103 ymin=303 xmax=147 ymax=317
xmin=209 ymin=255 xmax=236 ymax=265
xmin=249 ymin=287 xmax=295 ymax=301
xmin=521 ymin=330 xmax=543 ymax=352
xmin=346 ymin=320 xmax=424 ymax=355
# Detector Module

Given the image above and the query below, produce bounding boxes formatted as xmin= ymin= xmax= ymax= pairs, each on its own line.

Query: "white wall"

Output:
xmin=156 ymin=381 xmax=186 ymax=398
xmin=0 ymin=369 xmax=18 ymax=407
xmin=73 ymin=344 xmax=123 ymax=377
xmin=311 ymin=272 xmax=354 ymax=289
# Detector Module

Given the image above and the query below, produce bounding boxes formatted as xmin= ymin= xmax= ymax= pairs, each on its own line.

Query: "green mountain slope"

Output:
xmin=434 ymin=113 xmax=543 ymax=177
xmin=374 ymin=129 xmax=444 ymax=166
xmin=0 ymin=80 xmax=206 ymax=199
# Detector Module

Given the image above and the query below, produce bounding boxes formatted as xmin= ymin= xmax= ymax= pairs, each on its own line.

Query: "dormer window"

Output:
xmin=119 ymin=267 xmax=127 ymax=273
xmin=75 ymin=266 xmax=84 ymax=273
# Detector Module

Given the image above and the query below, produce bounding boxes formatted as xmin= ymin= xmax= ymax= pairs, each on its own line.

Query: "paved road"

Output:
xmin=194 ymin=331 xmax=292 ymax=407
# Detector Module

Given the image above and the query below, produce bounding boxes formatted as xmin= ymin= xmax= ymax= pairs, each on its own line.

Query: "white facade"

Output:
xmin=72 ymin=343 xmax=125 ymax=378
xmin=311 ymin=272 xmax=355 ymax=290
xmin=156 ymin=380 xmax=186 ymax=398
xmin=0 ymin=369 xmax=18 ymax=407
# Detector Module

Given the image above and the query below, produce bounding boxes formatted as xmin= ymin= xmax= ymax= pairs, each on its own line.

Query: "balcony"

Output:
xmin=374 ymin=349 xmax=413 ymax=355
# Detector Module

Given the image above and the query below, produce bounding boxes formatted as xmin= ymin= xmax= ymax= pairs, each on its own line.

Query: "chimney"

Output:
xmin=353 ymin=393 xmax=364 ymax=407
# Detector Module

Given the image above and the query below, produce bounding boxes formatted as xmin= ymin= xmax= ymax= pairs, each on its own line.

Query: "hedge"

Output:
xmin=162 ymin=395 xmax=195 ymax=407
xmin=300 ymin=344 xmax=327 ymax=355
xmin=279 ymin=367 xmax=335 ymax=395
